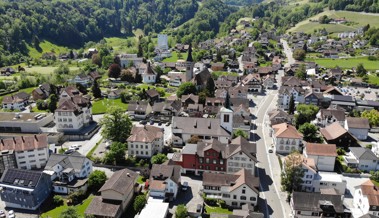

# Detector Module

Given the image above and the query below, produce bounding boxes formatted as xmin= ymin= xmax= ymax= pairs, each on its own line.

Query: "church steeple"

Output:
xmin=186 ymin=44 xmax=193 ymax=62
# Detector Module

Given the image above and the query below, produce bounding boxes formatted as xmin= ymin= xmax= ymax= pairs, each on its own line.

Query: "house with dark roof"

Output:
xmin=192 ymin=68 xmax=212 ymax=90
xmin=271 ymin=123 xmax=303 ymax=154
xmin=32 ymin=83 xmax=52 ymax=100
xmin=69 ymin=73 xmax=93 ymax=87
xmin=107 ymin=89 xmax=123 ymax=99
xmin=330 ymin=95 xmax=356 ymax=112
xmin=268 ymin=109 xmax=293 ymax=126
xmin=149 ymin=163 xmax=182 ymax=201
xmin=304 ymin=143 xmax=337 ymax=172
xmin=356 ymin=100 xmax=379 ymax=111
xmin=152 ymin=99 xmax=182 ymax=117
xmin=345 ymin=117 xmax=370 ymax=140
xmin=172 ymin=137 xmax=257 ymax=176
xmin=320 ymin=122 xmax=357 ymax=149
xmin=315 ymin=108 xmax=346 ymax=127
xmin=291 ymin=191 xmax=349 ymax=217
xmin=43 ymin=152 xmax=92 ymax=194
xmin=181 ymin=94 xmax=199 ymax=108
xmin=2 ymin=92 xmax=30 ymax=111
xmin=144 ymin=88 xmax=160 ymax=103
xmin=328 ymin=67 xmax=343 ymax=82
xmin=354 ymin=180 xmax=379 ymax=217
xmin=304 ymin=91 xmax=324 ymax=106
xmin=127 ymin=101 xmax=152 ymax=120
xmin=344 ymin=147 xmax=378 ymax=172
xmin=85 ymin=169 xmax=138 ymax=218
xmin=127 ymin=125 xmax=164 ymax=158
xmin=202 ymin=169 xmax=259 ymax=208
xmin=0 ymin=168 xmax=52 ymax=210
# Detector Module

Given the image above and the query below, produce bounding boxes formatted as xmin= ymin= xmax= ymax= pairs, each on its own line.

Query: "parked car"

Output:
xmin=149 ymin=119 xmax=154 ymax=125
xmin=268 ymin=146 xmax=274 ymax=153
xmin=166 ymin=122 xmax=171 ymax=126
xmin=64 ymin=149 xmax=75 ymax=155
xmin=8 ymin=210 xmax=14 ymax=218
xmin=0 ymin=210 xmax=5 ymax=218
xmin=69 ymin=144 xmax=80 ymax=150
xmin=196 ymin=204 xmax=203 ymax=214
xmin=182 ymin=181 xmax=188 ymax=191
xmin=158 ymin=121 xmax=162 ymax=126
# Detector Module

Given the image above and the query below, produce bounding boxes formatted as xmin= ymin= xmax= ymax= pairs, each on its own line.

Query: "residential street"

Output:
xmin=281 ymin=39 xmax=295 ymax=68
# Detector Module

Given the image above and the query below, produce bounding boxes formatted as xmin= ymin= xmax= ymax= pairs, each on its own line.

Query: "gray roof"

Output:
xmin=331 ymin=95 xmax=354 ymax=102
xmin=350 ymin=147 xmax=378 ymax=161
xmin=172 ymin=117 xmax=230 ymax=137
xmin=128 ymin=101 xmax=150 ymax=112
xmin=356 ymin=100 xmax=379 ymax=107
xmin=320 ymin=109 xmax=346 ymax=121
xmin=150 ymin=164 xmax=181 ymax=184
xmin=0 ymin=168 xmax=43 ymax=188
xmin=99 ymin=168 xmax=137 ymax=195
xmin=292 ymin=192 xmax=345 ymax=213
xmin=346 ymin=117 xmax=370 ymax=129
xmin=45 ymin=153 xmax=90 ymax=174
xmin=182 ymin=143 xmax=198 ymax=155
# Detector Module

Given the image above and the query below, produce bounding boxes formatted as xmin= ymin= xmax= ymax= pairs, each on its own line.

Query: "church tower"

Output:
xmin=185 ymin=44 xmax=194 ymax=82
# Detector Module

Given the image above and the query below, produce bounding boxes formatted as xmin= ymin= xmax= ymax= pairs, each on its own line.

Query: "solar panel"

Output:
xmin=2 ymin=169 xmax=41 ymax=188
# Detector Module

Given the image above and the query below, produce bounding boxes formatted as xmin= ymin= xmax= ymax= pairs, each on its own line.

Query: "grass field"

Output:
xmin=162 ymin=51 xmax=188 ymax=63
xmin=306 ymin=57 xmax=379 ymax=70
xmin=41 ymin=195 xmax=94 ymax=218
xmin=27 ymin=40 xmax=70 ymax=59
xmin=23 ymin=66 xmax=80 ymax=74
xmin=205 ymin=205 xmax=233 ymax=215
xmin=368 ymin=75 xmax=379 ymax=85
xmin=288 ymin=10 xmax=379 ymax=34
xmin=92 ymin=98 xmax=128 ymax=114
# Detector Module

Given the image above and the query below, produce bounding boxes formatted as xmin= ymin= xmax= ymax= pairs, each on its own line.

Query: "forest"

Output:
xmin=0 ymin=0 xmax=198 ymax=67
xmin=327 ymin=0 xmax=379 ymax=13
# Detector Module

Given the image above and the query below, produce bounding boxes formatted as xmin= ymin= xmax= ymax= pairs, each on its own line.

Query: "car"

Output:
xmin=166 ymin=122 xmax=171 ymax=126
xmin=182 ymin=181 xmax=188 ymax=191
xmin=0 ymin=210 xmax=5 ymax=218
xmin=196 ymin=204 xmax=203 ymax=214
xmin=64 ymin=149 xmax=75 ymax=154
xmin=268 ymin=146 xmax=274 ymax=153
xmin=69 ymin=144 xmax=80 ymax=150
xmin=149 ymin=120 xmax=154 ymax=125
xmin=8 ymin=210 xmax=14 ymax=218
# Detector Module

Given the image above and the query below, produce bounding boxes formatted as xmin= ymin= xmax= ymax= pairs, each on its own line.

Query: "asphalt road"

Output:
xmin=281 ymin=39 xmax=295 ymax=68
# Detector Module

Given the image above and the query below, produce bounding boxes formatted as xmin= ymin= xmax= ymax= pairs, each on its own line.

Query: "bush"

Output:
xmin=217 ymin=199 xmax=227 ymax=208
xmin=204 ymin=197 xmax=217 ymax=206
xmin=53 ymin=195 xmax=64 ymax=206
xmin=68 ymin=190 xmax=86 ymax=205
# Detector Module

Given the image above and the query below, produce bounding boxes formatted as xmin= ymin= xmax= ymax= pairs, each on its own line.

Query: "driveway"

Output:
xmin=170 ymin=175 xmax=203 ymax=215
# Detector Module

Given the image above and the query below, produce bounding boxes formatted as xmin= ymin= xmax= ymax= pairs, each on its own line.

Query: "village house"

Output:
xmin=315 ymin=108 xmax=346 ymax=127
xmin=141 ymin=62 xmax=157 ymax=84
xmin=85 ymin=169 xmax=138 ymax=218
xmin=43 ymin=152 xmax=92 ymax=195
xmin=0 ymin=134 xmax=49 ymax=170
xmin=2 ymin=92 xmax=30 ymax=111
xmin=202 ymin=169 xmax=260 ymax=208
xmin=268 ymin=109 xmax=293 ymax=126
xmin=241 ymin=73 xmax=262 ymax=93
xmin=152 ymin=99 xmax=182 ymax=118
xmin=304 ymin=143 xmax=337 ymax=172
xmin=354 ymin=180 xmax=379 ymax=217
xmin=262 ymin=75 xmax=276 ymax=89
xmin=118 ymin=54 xmax=143 ymax=68
xmin=127 ymin=125 xmax=164 ymax=158
xmin=330 ymin=95 xmax=356 ymax=112
xmin=344 ymin=147 xmax=379 ymax=172
xmin=0 ymin=168 xmax=52 ymax=210
xmin=211 ymin=62 xmax=225 ymax=71
xmin=149 ymin=163 xmax=182 ymax=201
xmin=271 ymin=123 xmax=303 ymax=154
xmin=304 ymin=91 xmax=324 ymax=106
xmin=320 ymin=122 xmax=357 ymax=149
xmin=277 ymin=86 xmax=305 ymax=110
xmin=345 ymin=117 xmax=370 ymax=141
xmin=32 ymin=83 xmax=52 ymax=100
xmin=107 ymin=89 xmax=123 ymax=99
xmin=127 ymin=101 xmax=153 ymax=120
xmin=68 ymin=73 xmax=93 ymax=87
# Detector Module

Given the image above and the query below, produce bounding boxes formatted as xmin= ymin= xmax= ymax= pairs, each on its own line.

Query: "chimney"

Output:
xmin=127 ymin=173 xmax=130 ymax=177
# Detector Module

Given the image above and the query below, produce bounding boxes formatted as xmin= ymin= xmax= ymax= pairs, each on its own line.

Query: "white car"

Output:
xmin=69 ymin=144 xmax=81 ymax=150
xmin=0 ymin=210 xmax=5 ymax=218
xmin=8 ymin=210 xmax=14 ymax=218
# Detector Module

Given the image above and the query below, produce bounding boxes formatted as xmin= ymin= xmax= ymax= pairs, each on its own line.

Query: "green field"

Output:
xmin=306 ymin=57 xmax=379 ymax=70
xmin=162 ymin=51 xmax=188 ymax=63
xmin=368 ymin=75 xmax=379 ymax=85
xmin=92 ymin=98 xmax=128 ymax=114
xmin=23 ymin=66 xmax=80 ymax=74
xmin=41 ymin=195 xmax=94 ymax=218
xmin=205 ymin=205 xmax=233 ymax=215
xmin=288 ymin=10 xmax=379 ymax=34
xmin=27 ymin=40 xmax=70 ymax=59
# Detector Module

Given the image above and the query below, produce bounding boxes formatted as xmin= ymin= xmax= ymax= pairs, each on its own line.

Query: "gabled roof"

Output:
xmin=99 ymin=168 xmax=137 ymax=195
xmin=127 ymin=125 xmax=163 ymax=143
xmin=358 ymin=180 xmax=379 ymax=206
xmin=272 ymin=123 xmax=302 ymax=139
xmin=145 ymin=89 xmax=160 ymax=98
xmin=0 ymin=168 xmax=44 ymax=189
xmin=319 ymin=109 xmax=346 ymax=121
xmin=346 ymin=117 xmax=370 ymax=129
xmin=143 ymin=62 xmax=156 ymax=75
xmin=0 ymin=134 xmax=48 ymax=152
xmin=181 ymin=94 xmax=199 ymax=104
xmin=350 ymin=147 xmax=378 ymax=161
xmin=128 ymin=101 xmax=151 ymax=112
xmin=193 ymin=68 xmax=212 ymax=86
xmin=44 ymin=153 xmax=90 ymax=174
xmin=172 ymin=117 xmax=230 ymax=137
xmin=150 ymin=164 xmax=181 ymax=184
xmin=306 ymin=143 xmax=337 ymax=157
xmin=320 ymin=122 xmax=348 ymax=140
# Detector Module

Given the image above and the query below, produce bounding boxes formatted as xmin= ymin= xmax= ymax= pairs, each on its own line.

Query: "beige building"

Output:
xmin=127 ymin=125 xmax=164 ymax=158
xmin=271 ymin=123 xmax=303 ymax=154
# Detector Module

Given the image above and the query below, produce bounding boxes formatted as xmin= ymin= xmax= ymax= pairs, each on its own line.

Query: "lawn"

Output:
xmin=27 ymin=40 xmax=70 ymax=59
xmin=105 ymin=37 xmax=137 ymax=53
xmin=288 ymin=10 xmax=379 ymax=34
xmin=92 ymin=98 xmax=128 ymax=114
xmin=162 ymin=51 xmax=188 ymax=63
xmin=306 ymin=57 xmax=379 ymax=70
xmin=368 ymin=74 xmax=379 ymax=85
xmin=24 ymin=66 xmax=80 ymax=74
xmin=41 ymin=195 xmax=94 ymax=218
xmin=205 ymin=205 xmax=233 ymax=215
xmin=137 ymin=175 xmax=145 ymax=184
xmin=137 ymin=84 xmax=176 ymax=98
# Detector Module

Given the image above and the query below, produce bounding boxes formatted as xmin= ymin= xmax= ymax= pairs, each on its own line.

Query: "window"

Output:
xmin=206 ymin=166 xmax=210 ymax=170
xmin=206 ymin=152 xmax=209 ymax=156
xmin=242 ymin=189 xmax=245 ymax=194
xmin=130 ymin=145 xmax=133 ymax=148
xmin=136 ymin=151 xmax=139 ymax=155
xmin=232 ymin=202 xmax=237 ymax=206
xmin=215 ymin=167 xmax=218 ymax=171
xmin=145 ymin=145 xmax=148 ymax=149
xmin=199 ymin=158 xmax=203 ymax=163
xmin=199 ymin=165 xmax=203 ymax=169
xmin=206 ymin=158 xmax=210 ymax=164
xmin=224 ymin=114 xmax=230 ymax=123
xmin=240 ymin=196 xmax=246 ymax=200
xmin=250 ymin=197 xmax=256 ymax=201
xmin=222 ymin=194 xmax=230 ymax=198
xmin=213 ymin=159 xmax=217 ymax=164
xmin=233 ymin=195 xmax=237 ymax=199
xmin=220 ymin=160 xmax=224 ymax=164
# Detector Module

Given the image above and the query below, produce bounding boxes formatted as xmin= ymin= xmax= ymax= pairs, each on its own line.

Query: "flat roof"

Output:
xmin=0 ymin=112 xmax=51 ymax=122
xmin=138 ymin=198 xmax=169 ymax=218
xmin=317 ymin=172 xmax=344 ymax=183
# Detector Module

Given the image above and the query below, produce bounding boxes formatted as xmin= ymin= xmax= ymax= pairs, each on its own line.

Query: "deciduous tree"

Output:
xmin=293 ymin=49 xmax=306 ymax=61
xmin=281 ymin=151 xmax=304 ymax=194
xmin=361 ymin=109 xmax=379 ymax=126
xmin=88 ymin=170 xmax=107 ymax=192
xmin=233 ymin=129 xmax=248 ymax=139
xmin=100 ymin=106 xmax=132 ymax=142
xmin=175 ymin=204 xmax=188 ymax=218
xmin=108 ymin=64 xmax=121 ymax=78
xmin=176 ymin=82 xmax=197 ymax=97
xmin=103 ymin=142 xmax=127 ymax=165
xmin=288 ymin=94 xmax=295 ymax=115
xmin=151 ymin=153 xmax=168 ymax=164
xmin=298 ymin=123 xmax=323 ymax=143
xmin=91 ymin=79 xmax=102 ymax=99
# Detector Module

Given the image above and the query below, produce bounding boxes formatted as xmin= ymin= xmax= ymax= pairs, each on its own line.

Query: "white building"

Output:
xmin=345 ymin=147 xmax=379 ymax=172
xmin=118 ymin=54 xmax=143 ymax=68
xmin=354 ymin=180 xmax=379 ymax=217
xmin=127 ymin=125 xmax=164 ymax=158
xmin=149 ymin=163 xmax=181 ymax=201
xmin=138 ymin=197 xmax=169 ymax=218
xmin=304 ymin=143 xmax=337 ymax=172
xmin=277 ymin=86 xmax=305 ymax=110
xmin=55 ymin=87 xmax=92 ymax=132
xmin=0 ymin=135 xmax=49 ymax=170
xmin=127 ymin=101 xmax=153 ymax=120
xmin=157 ymin=34 xmax=169 ymax=51
xmin=271 ymin=123 xmax=303 ymax=154
xmin=313 ymin=172 xmax=346 ymax=195
xmin=141 ymin=62 xmax=156 ymax=84
xmin=2 ymin=92 xmax=30 ymax=111
xmin=345 ymin=117 xmax=370 ymax=141
xmin=0 ymin=112 xmax=54 ymax=133
xmin=226 ymin=136 xmax=257 ymax=176
xmin=43 ymin=152 xmax=92 ymax=194
xmin=202 ymin=169 xmax=259 ymax=208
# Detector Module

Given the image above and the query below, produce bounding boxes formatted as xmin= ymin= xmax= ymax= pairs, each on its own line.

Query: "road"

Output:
xmin=281 ymin=39 xmax=295 ymax=68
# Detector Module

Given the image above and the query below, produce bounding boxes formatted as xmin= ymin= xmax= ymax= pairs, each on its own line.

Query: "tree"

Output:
xmin=47 ymin=94 xmax=58 ymax=113
xmin=362 ymin=109 xmax=379 ymax=126
xmin=233 ymin=129 xmax=248 ymax=139
xmin=54 ymin=64 xmax=70 ymax=75
xmin=318 ymin=15 xmax=330 ymax=24
xmin=293 ymin=49 xmax=306 ymax=61
xmin=59 ymin=207 xmax=78 ymax=218
xmin=100 ymin=106 xmax=132 ymax=142
xmin=198 ymin=91 xmax=207 ymax=105
xmin=120 ymin=69 xmax=135 ymax=82
xmin=298 ymin=123 xmax=323 ymax=143
xmin=175 ymin=204 xmax=188 ymax=218
xmin=294 ymin=104 xmax=319 ymax=128
xmin=288 ymin=94 xmax=295 ymax=115
xmin=103 ymin=142 xmax=127 ymax=165
xmin=187 ymin=135 xmax=202 ymax=144
xmin=281 ymin=151 xmax=304 ymax=194
xmin=135 ymin=71 xmax=142 ymax=83
xmin=108 ymin=63 xmax=121 ymax=78
xmin=295 ymin=64 xmax=306 ymax=80
xmin=53 ymin=195 xmax=64 ymax=206
xmin=88 ymin=170 xmax=107 ymax=192
xmin=133 ymin=195 xmax=147 ymax=213
xmin=76 ymin=83 xmax=88 ymax=94
xmin=356 ymin=63 xmax=367 ymax=77
xmin=92 ymin=79 xmax=102 ymax=99
xmin=205 ymin=77 xmax=216 ymax=97
xmin=151 ymin=153 xmax=168 ymax=164
xmin=92 ymin=54 xmax=102 ymax=67
xmin=176 ymin=82 xmax=197 ymax=97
